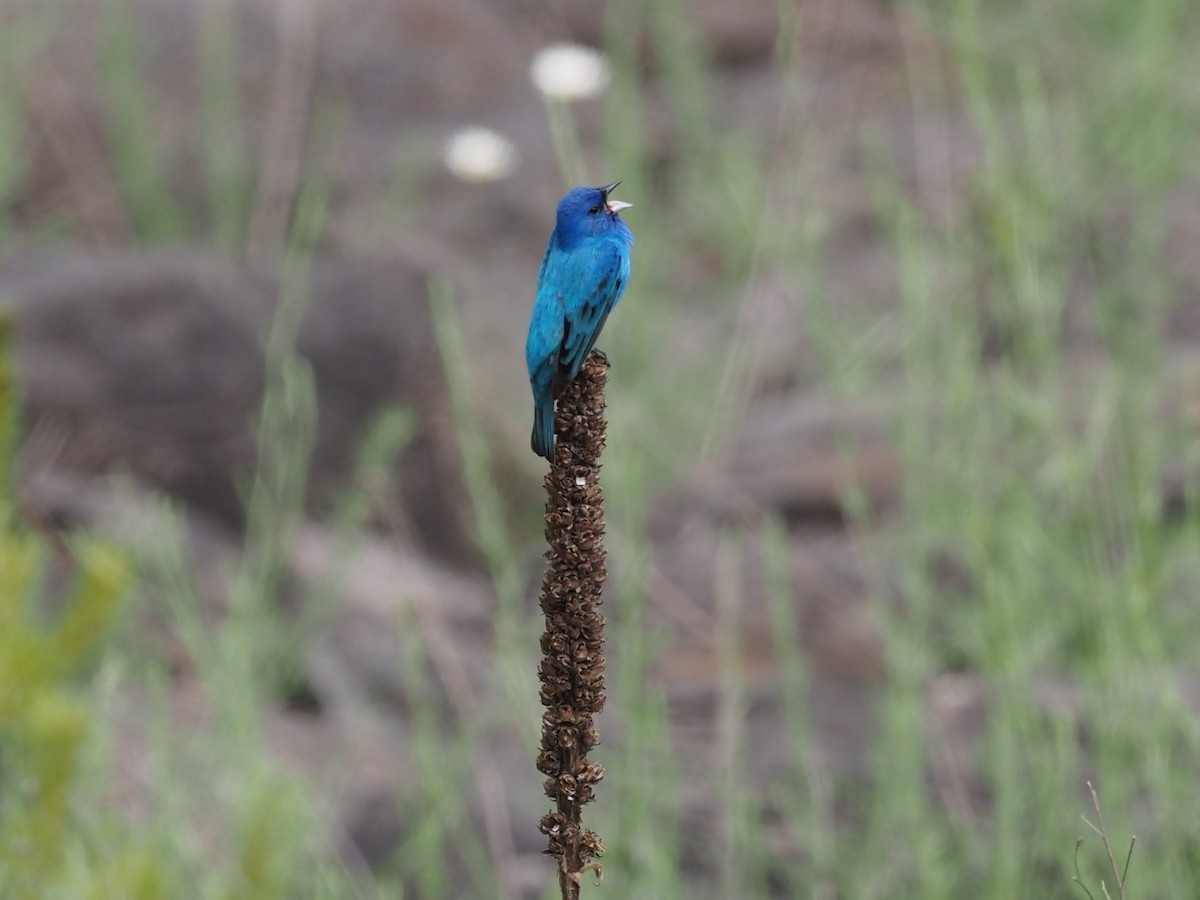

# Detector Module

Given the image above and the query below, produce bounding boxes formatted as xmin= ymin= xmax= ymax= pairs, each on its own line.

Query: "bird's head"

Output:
xmin=554 ymin=182 xmax=633 ymax=247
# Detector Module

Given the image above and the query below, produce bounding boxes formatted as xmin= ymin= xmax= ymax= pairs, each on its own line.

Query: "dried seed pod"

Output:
xmin=535 ymin=351 xmax=610 ymax=899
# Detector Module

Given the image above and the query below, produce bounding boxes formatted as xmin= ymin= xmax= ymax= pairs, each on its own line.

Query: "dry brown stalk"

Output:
xmin=535 ymin=350 xmax=610 ymax=900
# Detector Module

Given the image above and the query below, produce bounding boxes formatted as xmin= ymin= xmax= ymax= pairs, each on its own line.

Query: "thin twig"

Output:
xmin=1074 ymin=782 xmax=1134 ymax=900
xmin=1086 ymin=781 xmax=1127 ymax=900
xmin=1073 ymin=838 xmax=1098 ymax=900
xmin=1121 ymin=834 xmax=1137 ymax=886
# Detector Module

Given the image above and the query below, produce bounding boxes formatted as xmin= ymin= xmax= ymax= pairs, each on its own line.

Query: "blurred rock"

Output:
xmin=290 ymin=523 xmax=494 ymax=725
xmin=4 ymin=252 xmax=266 ymax=524
xmin=650 ymin=394 xmax=902 ymax=533
xmin=289 ymin=522 xmax=553 ymax=894
xmin=1 ymin=249 xmax=475 ymax=564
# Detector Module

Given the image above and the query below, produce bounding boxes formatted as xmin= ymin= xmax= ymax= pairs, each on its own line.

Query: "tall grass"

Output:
xmin=0 ymin=0 xmax=1197 ymax=896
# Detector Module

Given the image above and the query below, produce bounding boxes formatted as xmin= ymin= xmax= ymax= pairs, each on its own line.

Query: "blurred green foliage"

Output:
xmin=0 ymin=317 xmax=160 ymax=898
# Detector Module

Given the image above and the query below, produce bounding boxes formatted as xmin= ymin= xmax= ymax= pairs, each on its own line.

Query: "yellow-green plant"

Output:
xmin=0 ymin=539 xmax=129 ymax=884
xmin=0 ymin=315 xmax=164 ymax=899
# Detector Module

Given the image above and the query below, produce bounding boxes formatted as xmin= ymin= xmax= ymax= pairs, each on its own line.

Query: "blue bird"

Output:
xmin=526 ymin=182 xmax=634 ymax=459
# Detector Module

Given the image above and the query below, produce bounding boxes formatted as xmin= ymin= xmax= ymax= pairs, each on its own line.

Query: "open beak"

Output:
xmin=599 ymin=180 xmax=632 ymax=214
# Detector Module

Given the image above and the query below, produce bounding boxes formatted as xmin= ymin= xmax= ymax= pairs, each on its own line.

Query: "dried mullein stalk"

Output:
xmin=536 ymin=350 xmax=610 ymax=899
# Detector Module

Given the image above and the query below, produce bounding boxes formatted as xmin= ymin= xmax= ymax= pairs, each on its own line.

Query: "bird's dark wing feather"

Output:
xmin=557 ymin=242 xmax=628 ymax=381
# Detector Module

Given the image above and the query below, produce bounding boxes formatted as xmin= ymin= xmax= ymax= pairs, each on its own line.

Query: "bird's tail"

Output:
xmin=531 ymin=395 xmax=555 ymax=460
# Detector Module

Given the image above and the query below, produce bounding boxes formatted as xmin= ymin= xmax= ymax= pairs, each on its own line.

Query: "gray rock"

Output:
xmin=1 ymin=249 xmax=475 ymax=563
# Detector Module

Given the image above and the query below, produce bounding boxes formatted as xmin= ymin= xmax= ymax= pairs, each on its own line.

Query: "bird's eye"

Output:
xmin=588 ymin=204 xmax=602 ymax=215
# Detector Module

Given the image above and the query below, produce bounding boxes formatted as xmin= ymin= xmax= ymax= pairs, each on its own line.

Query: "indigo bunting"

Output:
xmin=526 ymin=182 xmax=634 ymax=459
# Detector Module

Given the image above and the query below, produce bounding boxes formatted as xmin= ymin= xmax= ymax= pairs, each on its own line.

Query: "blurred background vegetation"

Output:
xmin=0 ymin=0 xmax=1198 ymax=897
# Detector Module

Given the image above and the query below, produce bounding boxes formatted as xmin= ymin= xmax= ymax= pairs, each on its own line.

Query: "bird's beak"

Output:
xmin=599 ymin=181 xmax=631 ymax=213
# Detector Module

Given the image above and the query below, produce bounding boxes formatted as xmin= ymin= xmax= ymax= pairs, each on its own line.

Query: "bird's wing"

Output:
xmin=526 ymin=234 xmax=566 ymax=382
xmin=557 ymin=241 xmax=629 ymax=380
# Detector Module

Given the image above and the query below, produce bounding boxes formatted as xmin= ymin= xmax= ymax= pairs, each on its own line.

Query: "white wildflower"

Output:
xmin=442 ymin=126 xmax=518 ymax=183
xmin=530 ymin=43 xmax=612 ymax=102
